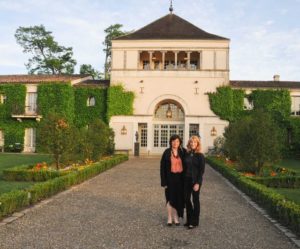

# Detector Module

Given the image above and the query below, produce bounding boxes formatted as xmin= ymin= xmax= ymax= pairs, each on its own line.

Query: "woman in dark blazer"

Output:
xmin=184 ymin=135 xmax=205 ymax=229
xmin=160 ymin=134 xmax=186 ymax=226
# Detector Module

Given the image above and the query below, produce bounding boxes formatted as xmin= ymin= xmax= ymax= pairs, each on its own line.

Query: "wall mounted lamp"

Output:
xmin=121 ymin=125 xmax=127 ymax=135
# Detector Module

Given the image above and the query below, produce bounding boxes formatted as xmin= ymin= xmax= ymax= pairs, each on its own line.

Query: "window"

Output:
xmin=140 ymin=124 xmax=148 ymax=147
xmin=154 ymin=102 xmax=184 ymax=121
xmin=0 ymin=130 xmax=4 ymax=147
xmin=143 ymin=61 xmax=150 ymax=70
xmin=243 ymin=97 xmax=253 ymax=110
xmin=189 ymin=124 xmax=199 ymax=138
xmin=0 ymin=94 xmax=6 ymax=104
xmin=25 ymin=128 xmax=36 ymax=148
xmin=153 ymin=124 xmax=184 ymax=148
xmin=87 ymin=96 xmax=96 ymax=107
xmin=26 ymin=92 xmax=37 ymax=114
xmin=291 ymin=96 xmax=300 ymax=116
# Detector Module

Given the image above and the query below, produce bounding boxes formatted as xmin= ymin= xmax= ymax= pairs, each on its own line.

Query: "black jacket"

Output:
xmin=183 ymin=151 xmax=205 ymax=185
xmin=160 ymin=147 xmax=186 ymax=187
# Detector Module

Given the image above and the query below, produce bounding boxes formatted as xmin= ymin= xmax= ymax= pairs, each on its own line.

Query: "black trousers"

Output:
xmin=184 ymin=177 xmax=200 ymax=226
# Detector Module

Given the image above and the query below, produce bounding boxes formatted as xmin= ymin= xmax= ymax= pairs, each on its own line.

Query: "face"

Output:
xmin=190 ymin=139 xmax=198 ymax=150
xmin=171 ymin=138 xmax=180 ymax=149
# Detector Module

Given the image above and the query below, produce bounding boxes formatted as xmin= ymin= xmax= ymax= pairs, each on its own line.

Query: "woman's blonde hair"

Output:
xmin=186 ymin=135 xmax=202 ymax=153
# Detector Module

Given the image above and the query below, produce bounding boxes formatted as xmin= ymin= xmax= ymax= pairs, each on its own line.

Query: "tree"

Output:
xmin=15 ymin=25 xmax=76 ymax=74
xmin=224 ymin=109 xmax=283 ymax=174
xmin=79 ymin=64 xmax=103 ymax=79
xmin=103 ymin=24 xmax=128 ymax=79
xmin=78 ymin=119 xmax=115 ymax=161
xmin=38 ymin=113 xmax=77 ymax=169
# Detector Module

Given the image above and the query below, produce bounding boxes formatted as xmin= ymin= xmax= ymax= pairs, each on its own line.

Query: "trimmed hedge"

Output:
xmin=2 ymin=165 xmax=69 ymax=182
xmin=207 ymin=156 xmax=300 ymax=236
xmin=251 ymin=176 xmax=300 ymax=189
xmin=0 ymin=154 xmax=128 ymax=219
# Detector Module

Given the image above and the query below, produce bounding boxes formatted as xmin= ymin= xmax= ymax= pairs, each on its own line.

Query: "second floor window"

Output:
xmin=291 ymin=96 xmax=300 ymax=116
xmin=0 ymin=94 xmax=6 ymax=104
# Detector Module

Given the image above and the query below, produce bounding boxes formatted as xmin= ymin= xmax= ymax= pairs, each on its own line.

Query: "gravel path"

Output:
xmin=0 ymin=157 xmax=298 ymax=249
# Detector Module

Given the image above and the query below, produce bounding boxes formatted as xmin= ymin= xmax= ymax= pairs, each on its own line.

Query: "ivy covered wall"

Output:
xmin=37 ymin=83 xmax=75 ymax=123
xmin=106 ymin=85 xmax=135 ymax=121
xmin=0 ymin=82 xmax=135 ymax=152
xmin=208 ymin=86 xmax=245 ymax=122
xmin=74 ymin=87 xmax=107 ymax=127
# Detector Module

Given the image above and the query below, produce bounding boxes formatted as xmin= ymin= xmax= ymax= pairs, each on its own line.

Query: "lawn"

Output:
xmin=272 ymin=188 xmax=300 ymax=205
xmin=0 ymin=153 xmax=53 ymax=195
xmin=275 ymin=159 xmax=300 ymax=174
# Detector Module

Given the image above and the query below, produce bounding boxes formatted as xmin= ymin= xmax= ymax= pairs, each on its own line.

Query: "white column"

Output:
xmin=187 ymin=52 xmax=191 ymax=69
xmin=162 ymin=51 xmax=165 ymax=70
xmin=174 ymin=51 xmax=178 ymax=69
xmin=149 ymin=52 xmax=153 ymax=70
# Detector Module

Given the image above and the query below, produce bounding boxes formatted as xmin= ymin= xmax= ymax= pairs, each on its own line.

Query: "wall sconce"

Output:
xmin=121 ymin=125 xmax=127 ymax=135
xmin=211 ymin=126 xmax=217 ymax=137
xmin=140 ymin=87 xmax=144 ymax=94
xmin=194 ymin=80 xmax=198 ymax=84
xmin=194 ymin=87 xmax=199 ymax=95
xmin=139 ymin=80 xmax=144 ymax=83
xmin=166 ymin=104 xmax=172 ymax=118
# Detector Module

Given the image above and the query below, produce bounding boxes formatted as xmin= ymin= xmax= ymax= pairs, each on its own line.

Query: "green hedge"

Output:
xmin=251 ymin=176 xmax=300 ymax=188
xmin=0 ymin=154 xmax=128 ymax=219
xmin=207 ymin=156 xmax=300 ymax=236
xmin=2 ymin=165 xmax=70 ymax=182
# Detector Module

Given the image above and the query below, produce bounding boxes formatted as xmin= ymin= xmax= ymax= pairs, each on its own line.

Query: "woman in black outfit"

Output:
xmin=160 ymin=135 xmax=185 ymax=226
xmin=184 ymin=135 xmax=205 ymax=229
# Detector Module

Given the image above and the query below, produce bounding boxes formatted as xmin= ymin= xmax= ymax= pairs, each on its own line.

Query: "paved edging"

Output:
xmin=208 ymin=164 xmax=300 ymax=248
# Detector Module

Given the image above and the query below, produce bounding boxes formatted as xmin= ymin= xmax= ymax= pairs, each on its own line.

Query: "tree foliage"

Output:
xmin=79 ymin=64 xmax=103 ymax=79
xmin=103 ymin=24 xmax=128 ymax=79
xmin=224 ymin=109 xmax=283 ymax=174
xmin=15 ymin=25 xmax=76 ymax=74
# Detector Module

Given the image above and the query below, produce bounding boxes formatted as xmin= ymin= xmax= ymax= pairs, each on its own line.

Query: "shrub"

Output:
xmin=224 ymin=109 xmax=283 ymax=174
xmin=38 ymin=113 xmax=78 ymax=169
xmin=77 ymin=119 xmax=115 ymax=161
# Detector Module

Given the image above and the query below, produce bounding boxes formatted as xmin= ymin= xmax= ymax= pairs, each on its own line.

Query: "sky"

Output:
xmin=0 ymin=0 xmax=300 ymax=80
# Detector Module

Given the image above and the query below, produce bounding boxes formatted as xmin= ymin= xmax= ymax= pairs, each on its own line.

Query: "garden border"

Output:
xmin=0 ymin=154 xmax=128 ymax=222
xmin=206 ymin=157 xmax=300 ymax=238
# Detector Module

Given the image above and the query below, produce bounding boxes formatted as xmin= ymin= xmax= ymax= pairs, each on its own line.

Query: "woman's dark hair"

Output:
xmin=169 ymin=134 xmax=183 ymax=148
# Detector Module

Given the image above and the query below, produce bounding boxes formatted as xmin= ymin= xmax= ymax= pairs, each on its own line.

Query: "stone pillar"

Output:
xmin=174 ymin=51 xmax=178 ymax=69
xmin=187 ymin=52 xmax=191 ymax=69
xmin=149 ymin=52 xmax=153 ymax=70
xmin=162 ymin=51 xmax=165 ymax=70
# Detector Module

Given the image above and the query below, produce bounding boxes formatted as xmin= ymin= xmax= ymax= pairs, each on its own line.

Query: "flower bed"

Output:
xmin=207 ymin=156 xmax=300 ymax=236
xmin=2 ymin=164 xmax=70 ymax=182
xmin=250 ymin=176 xmax=300 ymax=188
xmin=0 ymin=154 xmax=128 ymax=220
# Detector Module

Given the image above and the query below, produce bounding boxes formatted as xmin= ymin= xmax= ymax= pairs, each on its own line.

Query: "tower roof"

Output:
xmin=114 ymin=13 xmax=229 ymax=41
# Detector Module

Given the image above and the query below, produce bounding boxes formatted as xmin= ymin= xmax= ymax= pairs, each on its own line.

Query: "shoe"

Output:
xmin=175 ymin=222 xmax=180 ymax=226
xmin=167 ymin=223 xmax=172 ymax=226
xmin=188 ymin=225 xmax=195 ymax=229
xmin=184 ymin=223 xmax=189 ymax=227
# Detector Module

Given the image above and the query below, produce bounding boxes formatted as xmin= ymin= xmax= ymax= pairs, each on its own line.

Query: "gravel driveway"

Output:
xmin=0 ymin=157 xmax=298 ymax=249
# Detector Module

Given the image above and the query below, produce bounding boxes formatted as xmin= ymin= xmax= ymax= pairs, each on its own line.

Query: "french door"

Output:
xmin=153 ymin=124 xmax=184 ymax=151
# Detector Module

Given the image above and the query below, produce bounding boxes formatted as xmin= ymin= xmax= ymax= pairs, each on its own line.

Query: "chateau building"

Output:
xmin=0 ymin=11 xmax=299 ymax=154
xmin=109 ymin=12 xmax=300 ymax=155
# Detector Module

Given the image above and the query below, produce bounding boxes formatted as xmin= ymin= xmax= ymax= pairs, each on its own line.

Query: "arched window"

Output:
xmin=154 ymin=101 xmax=184 ymax=121
xmin=87 ymin=96 xmax=96 ymax=107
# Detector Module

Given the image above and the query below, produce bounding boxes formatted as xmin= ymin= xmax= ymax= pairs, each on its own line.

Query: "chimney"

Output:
xmin=273 ymin=75 xmax=280 ymax=81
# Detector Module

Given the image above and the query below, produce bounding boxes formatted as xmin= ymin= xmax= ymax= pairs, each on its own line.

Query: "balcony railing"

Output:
xmin=11 ymin=104 xmax=42 ymax=122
